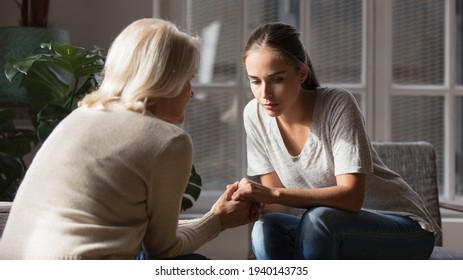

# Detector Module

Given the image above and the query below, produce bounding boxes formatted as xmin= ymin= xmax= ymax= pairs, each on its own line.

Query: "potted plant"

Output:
xmin=2 ymin=42 xmax=202 ymax=211
xmin=5 ymin=42 xmax=105 ymax=141
xmin=0 ymin=0 xmax=69 ymax=106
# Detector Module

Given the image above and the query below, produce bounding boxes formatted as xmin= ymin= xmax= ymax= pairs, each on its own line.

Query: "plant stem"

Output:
xmin=67 ymin=78 xmax=79 ymax=110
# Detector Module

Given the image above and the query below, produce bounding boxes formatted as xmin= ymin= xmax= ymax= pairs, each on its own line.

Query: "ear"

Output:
xmin=299 ymin=65 xmax=309 ymax=82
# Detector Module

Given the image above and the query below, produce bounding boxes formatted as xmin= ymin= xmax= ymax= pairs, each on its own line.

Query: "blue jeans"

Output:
xmin=251 ymin=207 xmax=435 ymax=260
xmin=137 ymin=249 xmax=209 ymax=260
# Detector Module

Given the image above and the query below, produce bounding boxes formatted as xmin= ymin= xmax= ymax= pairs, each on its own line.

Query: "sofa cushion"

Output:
xmin=371 ymin=141 xmax=442 ymax=246
xmin=430 ymin=246 xmax=463 ymax=260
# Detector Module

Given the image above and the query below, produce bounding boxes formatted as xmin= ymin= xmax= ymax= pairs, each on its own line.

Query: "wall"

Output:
xmin=0 ymin=0 xmax=155 ymax=50
xmin=442 ymin=218 xmax=463 ymax=250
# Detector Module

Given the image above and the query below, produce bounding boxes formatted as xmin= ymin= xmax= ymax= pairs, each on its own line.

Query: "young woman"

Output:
xmin=232 ymin=22 xmax=440 ymax=259
xmin=0 ymin=18 xmax=258 ymax=260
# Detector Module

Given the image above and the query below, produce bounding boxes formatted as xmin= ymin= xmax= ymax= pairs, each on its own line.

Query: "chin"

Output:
xmin=171 ymin=117 xmax=185 ymax=125
xmin=264 ymin=109 xmax=280 ymax=118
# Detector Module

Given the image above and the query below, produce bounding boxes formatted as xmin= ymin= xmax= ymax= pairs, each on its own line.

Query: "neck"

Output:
xmin=278 ymin=89 xmax=316 ymax=126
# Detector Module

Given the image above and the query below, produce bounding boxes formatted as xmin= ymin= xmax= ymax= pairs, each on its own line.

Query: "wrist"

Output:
xmin=270 ymin=187 xmax=281 ymax=204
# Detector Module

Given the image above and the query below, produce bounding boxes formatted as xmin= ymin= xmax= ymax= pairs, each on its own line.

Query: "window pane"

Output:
xmin=184 ymin=91 xmax=239 ymax=191
xmin=246 ymin=0 xmax=300 ymax=33
xmin=187 ymin=0 xmax=240 ymax=84
xmin=457 ymin=97 xmax=463 ymax=195
xmin=392 ymin=0 xmax=445 ymax=85
xmin=391 ymin=96 xmax=445 ymax=193
xmin=308 ymin=0 xmax=363 ymax=84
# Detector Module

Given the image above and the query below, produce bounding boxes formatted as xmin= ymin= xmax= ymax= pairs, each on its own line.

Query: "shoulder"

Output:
xmin=123 ymin=109 xmax=190 ymax=138
xmin=317 ymin=87 xmax=357 ymax=104
xmin=316 ymin=87 xmax=360 ymax=113
xmin=79 ymin=107 xmax=192 ymax=151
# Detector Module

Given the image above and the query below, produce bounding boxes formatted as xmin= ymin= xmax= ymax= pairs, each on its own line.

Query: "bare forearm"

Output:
xmin=272 ymin=185 xmax=364 ymax=212
xmin=234 ymin=177 xmax=365 ymax=213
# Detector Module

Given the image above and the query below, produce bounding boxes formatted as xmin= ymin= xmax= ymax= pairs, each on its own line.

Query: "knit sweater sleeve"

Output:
xmin=142 ymin=133 xmax=221 ymax=259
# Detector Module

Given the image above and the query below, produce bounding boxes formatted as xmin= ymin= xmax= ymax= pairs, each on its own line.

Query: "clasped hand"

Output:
xmin=211 ymin=180 xmax=263 ymax=230
xmin=211 ymin=178 xmax=278 ymax=230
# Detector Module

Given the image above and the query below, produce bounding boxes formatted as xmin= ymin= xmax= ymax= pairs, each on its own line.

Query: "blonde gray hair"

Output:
xmin=79 ymin=18 xmax=200 ymax=113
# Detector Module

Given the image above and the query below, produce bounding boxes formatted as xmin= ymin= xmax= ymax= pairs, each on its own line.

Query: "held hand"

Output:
xmin=231 ymin=178 xmax=276 ymax=204
xmin=211 ymin=182 xmax=261 ymax=230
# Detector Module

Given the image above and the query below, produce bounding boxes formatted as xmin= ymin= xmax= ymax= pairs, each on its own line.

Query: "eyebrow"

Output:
xmin=248 ymin=70 xmax=286 ymax=79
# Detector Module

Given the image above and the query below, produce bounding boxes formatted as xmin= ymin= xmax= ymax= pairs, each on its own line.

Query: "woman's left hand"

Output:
xmin=231 ymin=178 xmax=276 ymax=204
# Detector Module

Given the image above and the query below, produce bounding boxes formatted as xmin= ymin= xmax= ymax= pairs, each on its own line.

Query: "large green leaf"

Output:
xmin=4 ymin=54 xmax=44 ymax=82
xmin=40 ymin=43 xmax=104 ymax=79
xmin=181 ymin=165 xmax=203 ymax=211
xmin=36 ymin=104 xmax=71 ymax=142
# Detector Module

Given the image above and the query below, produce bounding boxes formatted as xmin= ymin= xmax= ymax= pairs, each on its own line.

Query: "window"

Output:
xmin=157 ymin=0 xmax=463 ymax=214
xmin=376 ymin=0 xmax=462 ymax=201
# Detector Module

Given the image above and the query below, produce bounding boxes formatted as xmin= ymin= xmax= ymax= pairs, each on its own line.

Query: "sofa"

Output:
xmin=1 ymin=142 xmax=462 ymax=259
xmin=372 ymin=142 xmax=463 ymax=259
xmin=247 ymin=141 xmax=463 ymax=259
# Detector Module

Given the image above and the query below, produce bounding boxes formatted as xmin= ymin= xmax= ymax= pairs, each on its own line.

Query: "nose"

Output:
xmin=262 ymin=82 xmax=272 ymax=100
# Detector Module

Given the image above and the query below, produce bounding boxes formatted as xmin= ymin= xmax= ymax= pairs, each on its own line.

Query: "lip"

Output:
xmin=262 ymin=102 xmax=278 ymax=110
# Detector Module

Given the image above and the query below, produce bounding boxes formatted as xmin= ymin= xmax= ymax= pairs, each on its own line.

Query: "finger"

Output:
xmin=225 ymin=181 xmax=239 ymax=188
xmin=239 ymin=178 xmax=249 ymax=188
xmin=224 ymin=183 xmax=238 ymax=200
xmin=231 ymin=190 xmax=241 ymax=201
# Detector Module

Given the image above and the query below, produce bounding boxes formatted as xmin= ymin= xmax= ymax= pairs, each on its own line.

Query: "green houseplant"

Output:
xmin=5 ymin=42 xmax=105 ymax=141
xmin=2 ymin=42 xmax=202 ymax=211
xmin=0 ymin=0 xmax=69 ymax=106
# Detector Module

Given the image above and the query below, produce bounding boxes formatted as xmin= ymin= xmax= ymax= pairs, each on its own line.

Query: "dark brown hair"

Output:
xmin=243 ymin=22 xmax=320 ymax=90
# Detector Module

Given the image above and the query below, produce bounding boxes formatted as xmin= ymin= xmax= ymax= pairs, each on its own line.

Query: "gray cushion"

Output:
xmin=430 ymin=246 xmax=463 ymax=260
xmin=372 ymin=141 xmax=443 ymax=246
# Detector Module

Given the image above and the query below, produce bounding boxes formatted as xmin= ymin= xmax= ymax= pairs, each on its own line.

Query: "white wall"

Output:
xmin=0 ymin=0 xmax=155 ymax=50
xmin=442 ymin=218 xmax=463 ymax=250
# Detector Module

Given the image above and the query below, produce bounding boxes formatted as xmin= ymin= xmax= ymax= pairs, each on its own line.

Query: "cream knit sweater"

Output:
xmin=0 ymin=107 xmax=221 ymax=259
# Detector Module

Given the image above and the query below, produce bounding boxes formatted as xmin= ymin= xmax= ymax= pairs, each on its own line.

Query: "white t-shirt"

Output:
xmin=244 ymin=87 xmax=440 ymax=237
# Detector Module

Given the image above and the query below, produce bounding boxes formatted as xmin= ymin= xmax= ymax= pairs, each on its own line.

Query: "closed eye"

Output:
xmin=271 ymin=77 xmax=284 ymax=83
xmin=250 ymin=79 xmax=261 ymax=85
